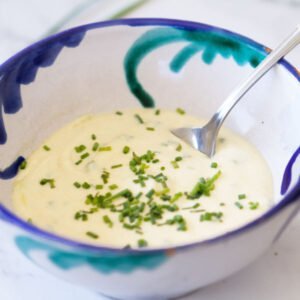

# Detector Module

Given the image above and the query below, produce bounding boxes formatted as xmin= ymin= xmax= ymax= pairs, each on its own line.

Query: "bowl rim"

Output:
xmin=0 ymin=18 xmax=299 ymax=254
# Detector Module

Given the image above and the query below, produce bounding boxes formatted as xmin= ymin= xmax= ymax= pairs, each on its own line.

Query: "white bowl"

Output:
xmin=0 ymin=19 xmax=299 ymax=300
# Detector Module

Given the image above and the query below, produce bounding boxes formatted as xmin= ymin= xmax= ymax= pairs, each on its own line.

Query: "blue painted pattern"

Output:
xmin=124 ymin=27 xmax=266 ymax=107
xmin=15 ymin=236 xmax=167 ymax=274
xmin=0 ymin=31 xmax=86 ymax=145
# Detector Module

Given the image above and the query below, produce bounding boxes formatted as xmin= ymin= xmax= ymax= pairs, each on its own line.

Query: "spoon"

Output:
xmin=171 ymin=26 xmax=300 ymax=158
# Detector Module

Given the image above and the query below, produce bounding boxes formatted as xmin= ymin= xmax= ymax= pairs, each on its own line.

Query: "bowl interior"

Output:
xmin=0 ymin=19 xmax=299 ymax=221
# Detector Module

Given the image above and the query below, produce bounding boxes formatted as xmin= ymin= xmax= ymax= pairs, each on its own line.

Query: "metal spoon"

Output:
xmin=171 ymin=26 xmax=300 ymax=158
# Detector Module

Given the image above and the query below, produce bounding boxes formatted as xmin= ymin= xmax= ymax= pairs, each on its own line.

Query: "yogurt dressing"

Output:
xmin=12 ymin=109 xmax=273 ymax=248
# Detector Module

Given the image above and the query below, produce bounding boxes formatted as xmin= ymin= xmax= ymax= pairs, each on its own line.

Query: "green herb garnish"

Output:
xmin=183 ymin=203 xmax=201 ymax=210
xmin=123 ymin=146 xmax=130 ymax=154
xmin=164 ymin=215 xmax=187 ymax=231
xmin=211 ymin=162 xmax=218 ymax=168
xmin=176 ymin=144 xmax=182 ymax=152
xmin=74 ymin=145 xmax=86 ymax=153
xmin=200 ymin=212 xmax=223 ymax=222
xmin=235 ymin=202 xmax=244 ymax=209
xmin=138 ymin=239 xmax=148 ymax=248
xmin=249 ymin=202 xmax=259 ymax=210
xmin=111 ymin=164 xmax=123 ymax=169
xmin=103 ymin=215 xmax=113 ymax=228
xmin=86 ymin=231 xmax=99 ymax=239
xmin=80 ymin=152 xmax=90 ymax=160
xmin=109 ymin=184 xmax=118 ymax=190
xmin=238 ymin=194 xmax=246 ymax=200
xmin=116 ymin=111 xmax=123 ymax=116
xmin=73 ymin=182 xmax=81 ymax=188
xmin=188 ymin=171 xmax=221 ymax=199
xmin=101 ymin=170 xmax=110 ymax=184
xmin=43 ymin=145 xmax=51 ymax=151
xmin=176 ymin=108 xmax=185 ymax=115
xmin=98 ymin=146 xmax=112 ymax=152
xmin=92 ymin=142 xmax=99 ymax=151
xmin=146 ymin=127 xmax=155 ymax=131
xmin=40 ymin=178 xmax=55 ymax=189
xmin=91 ymin=134 xmax=97 ymax=140
xmin=82 ymin=182 xmax=91 ymax=189
xmin=75 ymin=211 xmax=88 ymax=221
xmin=19 ymin=160 xmax=27 ymax=170
xmin=134 ymin=114 xmax=144 ymax=124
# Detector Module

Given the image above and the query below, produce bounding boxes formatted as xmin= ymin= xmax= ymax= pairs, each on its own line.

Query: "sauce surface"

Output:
xmin=13 ymin=109 xmax=273 ymax=248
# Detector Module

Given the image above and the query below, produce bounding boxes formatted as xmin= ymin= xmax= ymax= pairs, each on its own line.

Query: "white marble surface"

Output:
xmin=1 ymin=0 xmax=300 ymax=299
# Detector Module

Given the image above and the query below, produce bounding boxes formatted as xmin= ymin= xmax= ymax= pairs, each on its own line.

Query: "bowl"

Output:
xmin=0 ymin=18 xmax=299 ymax=300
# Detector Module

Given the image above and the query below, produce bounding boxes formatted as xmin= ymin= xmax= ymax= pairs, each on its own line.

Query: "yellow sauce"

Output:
xmin=12 ymin=109 xmax=273 ymax=248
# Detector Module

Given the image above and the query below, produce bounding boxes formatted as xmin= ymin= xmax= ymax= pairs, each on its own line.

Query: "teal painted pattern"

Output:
xmin=124 ymin=27 xmax=266 ymax=107
xmin=15 ymin=236 xmax=167 ymax=274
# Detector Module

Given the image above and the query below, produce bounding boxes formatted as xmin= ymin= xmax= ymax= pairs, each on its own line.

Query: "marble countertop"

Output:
xmin=1 ymin=0 xmax=300 ymax=299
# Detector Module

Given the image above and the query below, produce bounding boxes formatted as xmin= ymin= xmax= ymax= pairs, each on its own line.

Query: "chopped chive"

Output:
xmin=183 ymin=203 xmax=201 ymax=210
xmin=116 ymin=111 xmax=123 ymax=116
xmin=86 ymin=231 xmax=99 ymax=239
xmin=98 ymin=146 xmax=112 ymax=152
xmin=160 ymin=166 xmax=165 ymax=171
xmin=171 ymin=161 xmax=179 ymax=169
xmin=155 ymin=109 xmax=160 ymax=115
xmin=249 ymin=202 xmax=259 ymax=210
xmin=235 ymin=202 xmax=244 ymax=209
xmin=200 ymin=212 xmax=223 ymax=222
xmin=123 ymin=146 xmax=130 ymax=154
xmin=146 ymin=189 xmax=155 ymax=199
xmin=81 ymin=152 xmax=90 ymax=160
xmin=40 ymin=178 xmax=55 ymax=189
xmin=176 ymin=108 xmax=185 ymax=115
xmin=95 ymin=184 xmax=103 ymax=190
xmin=170 ymin=192 xmax=183 ymax=203
xmin=109 ymin=184 xmax=118 ymax=190
xmin=75 ymin=159 xmax=82 ymax=165
xmin=138 ymin=239 xmax=148 ymax=248
xmin=175 ymin=156 xmax=182 ymax=162
xmin=188 ymin=171 xmax=221 ymax=199
xmin=165 ymin=215 xmax=187 ymax=231
xmin=19 ymin=160 xmax=27 ymax=170
xmin=220 ymin=202 xmax=225 ymax=206
xmin=134 ymin=114 xmax=144 ymax=124
xmin=146 ymin=127 xmax=155 ymax=131
xmin=82 ymin=182 xmax=91 ymax=189
xmin=43 ymin=145 xmax=51 ymax=151
xmin=103 ymin=215 xmax=113 ymax=228
xmin=75 ymin=145 xmax=86 ymax=153
xmin=238 ymin=194 xmax=246 ymax=200
xmin=211 ymin=162 xmax=218 ymax=168
xmin=92 ymin=142 xmax=99 ymax=151
xmin=176 ymin=144 xmax=182 ymax=152
xmin=111 ymin=164 xmax=123 ymax=169
xmin=91 ymin=134 xmax=97 ymax=140
xmin=75 ymin=211 xmax=88 ymax=221
xmin=101 ymin=170 xmax=110 ymax=184
xmin=73 ymin=182 xmax=81 ymax=188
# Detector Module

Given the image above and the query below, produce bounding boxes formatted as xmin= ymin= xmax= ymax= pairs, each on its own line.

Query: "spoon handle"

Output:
xmin=212 ymin=25 xmax=300 ymax=129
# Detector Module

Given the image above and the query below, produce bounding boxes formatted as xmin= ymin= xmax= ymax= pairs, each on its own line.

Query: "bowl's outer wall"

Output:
xmin=0 ymin=201 xmax=298 ymax=299
xmin=0 ymin=19 xmax=300 ymax=299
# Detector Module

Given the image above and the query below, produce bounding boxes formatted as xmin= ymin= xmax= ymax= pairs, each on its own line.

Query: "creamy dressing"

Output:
xmin=12 ymin=109 xmax=273 ymax=248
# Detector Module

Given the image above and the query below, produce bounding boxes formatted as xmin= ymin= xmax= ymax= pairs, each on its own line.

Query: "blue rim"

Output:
xmin=0 ymin=18 xmax=299 ymax=254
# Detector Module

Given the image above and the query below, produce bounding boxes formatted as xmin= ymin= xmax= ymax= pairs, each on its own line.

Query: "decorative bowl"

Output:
xmin=0 ymin=19 xmax=299 ymax=300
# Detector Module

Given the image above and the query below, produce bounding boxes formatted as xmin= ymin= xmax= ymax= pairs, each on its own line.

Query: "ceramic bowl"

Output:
xmin=0 ymin=19 xmax=299 ymax=300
